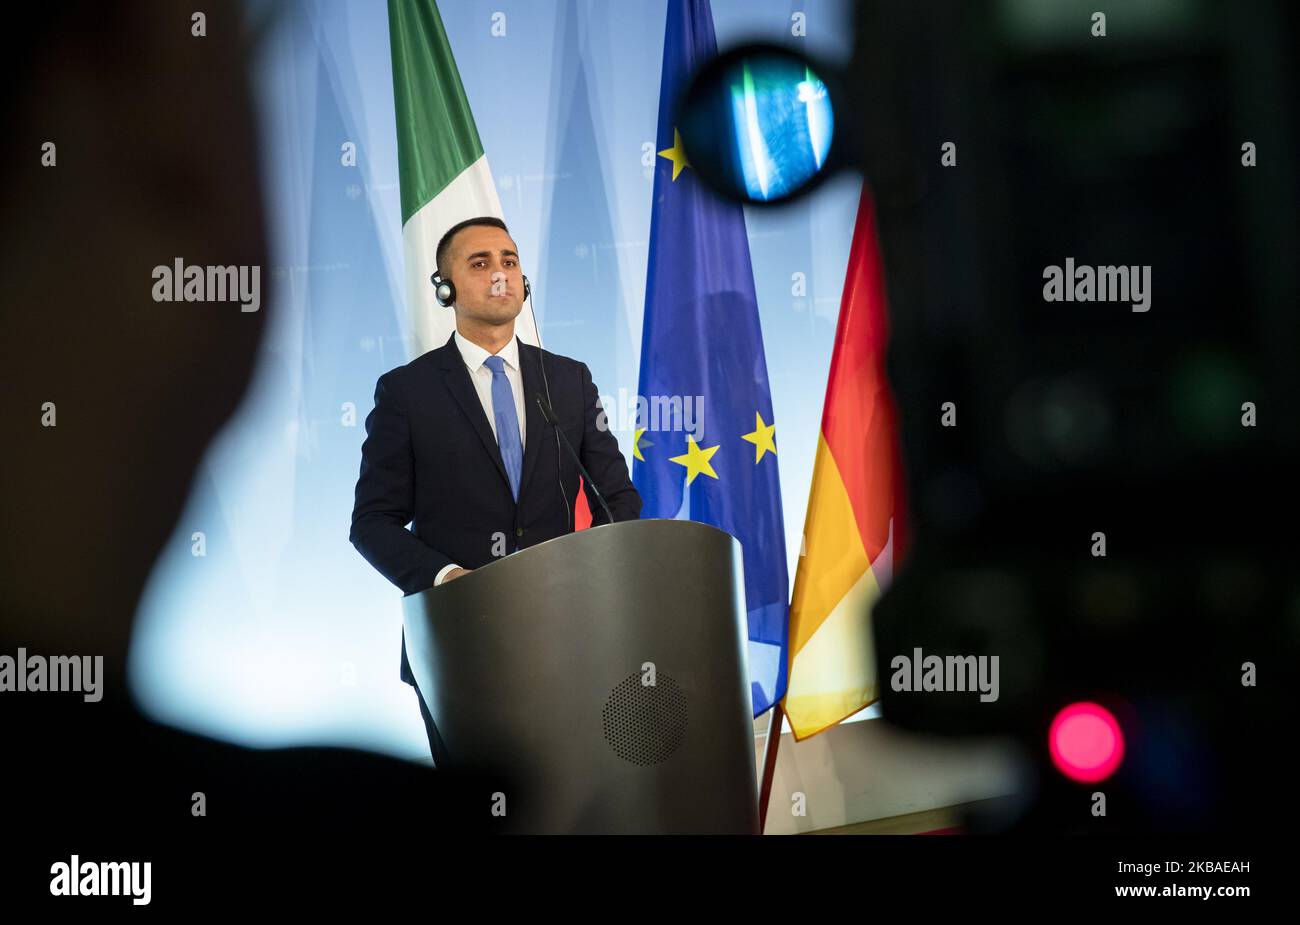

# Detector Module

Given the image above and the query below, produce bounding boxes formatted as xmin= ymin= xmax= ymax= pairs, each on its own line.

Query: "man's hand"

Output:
xmin=444 ymin=567 xmax=473 ymax=583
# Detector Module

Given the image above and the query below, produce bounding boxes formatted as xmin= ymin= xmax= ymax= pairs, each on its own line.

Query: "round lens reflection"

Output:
xmin=681 ymin=49 xmax=834 ymax=203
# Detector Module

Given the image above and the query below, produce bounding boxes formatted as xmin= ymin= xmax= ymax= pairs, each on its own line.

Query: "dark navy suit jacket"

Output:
xmin=349 ymin=331 xmax=642 ymax=685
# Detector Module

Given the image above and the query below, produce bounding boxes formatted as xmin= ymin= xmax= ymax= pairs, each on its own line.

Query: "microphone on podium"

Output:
xmin=534 ymin=392 xmax=616 ymax=527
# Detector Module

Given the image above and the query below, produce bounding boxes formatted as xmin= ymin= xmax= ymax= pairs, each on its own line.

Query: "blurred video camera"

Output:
xmin=677 ymin=0 xmax=1299 ymax=833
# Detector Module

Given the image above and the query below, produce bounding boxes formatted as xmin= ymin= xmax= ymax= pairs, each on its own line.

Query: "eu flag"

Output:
xmin=633 ymin=0 xmax=789 ymax=716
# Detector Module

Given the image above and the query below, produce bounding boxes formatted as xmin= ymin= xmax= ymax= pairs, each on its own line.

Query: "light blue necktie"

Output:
xmin=483 ymin=354 xmax=522 ymax=501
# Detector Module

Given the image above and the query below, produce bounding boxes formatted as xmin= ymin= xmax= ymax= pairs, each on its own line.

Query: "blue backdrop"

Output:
xmin=129 ymin=0 xmax=860 ymax=760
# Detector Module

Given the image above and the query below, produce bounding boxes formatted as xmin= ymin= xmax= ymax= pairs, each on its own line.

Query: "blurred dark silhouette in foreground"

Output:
xmin=1 ymin=1 xmax=515 ymax=905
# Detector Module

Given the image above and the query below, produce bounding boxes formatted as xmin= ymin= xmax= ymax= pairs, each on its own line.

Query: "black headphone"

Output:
xmin=430 ymin=270 xmax=531 ymax=307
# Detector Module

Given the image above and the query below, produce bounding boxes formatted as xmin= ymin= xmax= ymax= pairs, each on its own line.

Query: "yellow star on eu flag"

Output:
xmin=632 ymin=427 xmax=653 ymax=461
xmin=741 ymin=412 xmax=777 ymax=463
xmin=658 ymin=128 xmax=692 ymax=181
xmin=669 ymin=436 xmax=720 ymax=485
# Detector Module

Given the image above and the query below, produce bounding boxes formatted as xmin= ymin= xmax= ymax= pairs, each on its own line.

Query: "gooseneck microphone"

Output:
xmin=534 ymin=392 xmax=616 ymax=527
xmin=527 ymin=281 xmax=571 ymax=530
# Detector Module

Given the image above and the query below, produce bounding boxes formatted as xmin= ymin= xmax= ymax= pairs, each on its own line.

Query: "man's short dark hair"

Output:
xmin=435 ymin=216 xmax=510 ymax=279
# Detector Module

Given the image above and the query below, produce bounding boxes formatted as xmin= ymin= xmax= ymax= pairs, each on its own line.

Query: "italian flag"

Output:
xmin=781 ymin=186 xmax=909 ymax=739
xmin=388 ymin=0 xmax=541 ymax=354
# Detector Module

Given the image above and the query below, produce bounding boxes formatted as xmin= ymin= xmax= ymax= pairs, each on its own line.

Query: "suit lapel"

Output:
xmin=437 ymin=333 xmax=511 ymax=493
xmin=517 ymin=336 xmax=547 ymax=500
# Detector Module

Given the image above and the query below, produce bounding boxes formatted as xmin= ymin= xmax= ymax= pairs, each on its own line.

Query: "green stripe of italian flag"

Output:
xmin=388 ymin=0 xmax=541 ymax=354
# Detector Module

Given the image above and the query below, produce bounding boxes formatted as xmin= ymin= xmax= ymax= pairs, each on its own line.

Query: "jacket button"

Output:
xmin=515 ymin=527 xmax=524 ymax=537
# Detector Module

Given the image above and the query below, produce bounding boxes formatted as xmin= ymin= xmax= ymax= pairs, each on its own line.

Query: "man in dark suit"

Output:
xmin=349 ymin=216 xmax=642 ymax=765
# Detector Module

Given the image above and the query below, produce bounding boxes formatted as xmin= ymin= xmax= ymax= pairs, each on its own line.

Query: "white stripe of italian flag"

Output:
xmin=388 ymin=0 xmax=541 ymax=356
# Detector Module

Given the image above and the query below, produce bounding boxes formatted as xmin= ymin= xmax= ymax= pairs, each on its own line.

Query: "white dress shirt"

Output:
xmin=434 ymin=329 xmax=527 ymax=587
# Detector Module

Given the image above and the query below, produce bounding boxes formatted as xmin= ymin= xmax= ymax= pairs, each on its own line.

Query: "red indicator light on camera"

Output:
xmin=1049 ymin=701 xmax=1124 ymax=783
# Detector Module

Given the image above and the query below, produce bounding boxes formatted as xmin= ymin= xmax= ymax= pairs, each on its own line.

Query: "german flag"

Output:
xmin=781 ymin=186 xmax=909 ymax=739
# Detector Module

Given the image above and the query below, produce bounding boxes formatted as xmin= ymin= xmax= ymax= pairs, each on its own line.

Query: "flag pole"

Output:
xmin=757 ymin=701 xmax=784 ymax=834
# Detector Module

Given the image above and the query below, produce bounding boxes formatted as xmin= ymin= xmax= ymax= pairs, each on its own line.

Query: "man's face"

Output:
xmin=446 ymin=225 xmax=526 ymax=328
